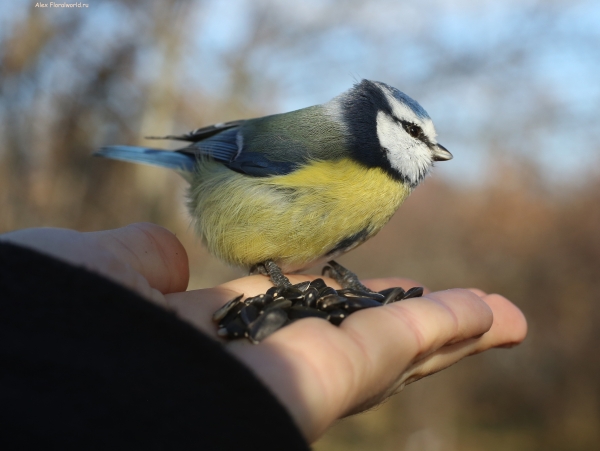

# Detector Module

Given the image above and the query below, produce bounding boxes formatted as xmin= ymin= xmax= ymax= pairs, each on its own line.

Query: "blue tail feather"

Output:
xmin=95 ymin=146 xmax=196 ymax=172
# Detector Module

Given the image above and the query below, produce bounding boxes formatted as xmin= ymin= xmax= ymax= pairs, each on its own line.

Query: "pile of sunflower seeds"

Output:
xmin=213 ymin=278 xmax=423 ymax=344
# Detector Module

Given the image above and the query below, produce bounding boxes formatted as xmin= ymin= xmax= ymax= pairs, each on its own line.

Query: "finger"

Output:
xmin=87 ymin=223 xmax=189 ymax=294
xmin=398 ymin=293 xmax=527 ymax=387
xmin=0 ymin=225 xmax=179 ymax=303
xmin=336 ymin=289 xmax=493 ymax=424
xmin=467 ymin=288 xmax=488 ymax=297
xmin=227 ymin=288 xmax=493 ymax=442
xmin=336 ymin=289 xmax=493 ymax=384
xmin=469 ymin=293 xmax=528 ymax=350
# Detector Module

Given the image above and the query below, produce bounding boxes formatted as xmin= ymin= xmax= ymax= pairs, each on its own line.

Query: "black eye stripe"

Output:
xmin=393 ymin=117 xmax=431 ymax=146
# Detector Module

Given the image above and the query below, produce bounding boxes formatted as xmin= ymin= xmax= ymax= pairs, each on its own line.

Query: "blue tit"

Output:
xmin=95 ymin=79 xmax=452 ymax=280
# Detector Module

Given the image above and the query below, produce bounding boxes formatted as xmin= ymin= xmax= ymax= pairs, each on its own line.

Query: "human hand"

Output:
xmin=1 ymin=223 xmax=527 ymax=443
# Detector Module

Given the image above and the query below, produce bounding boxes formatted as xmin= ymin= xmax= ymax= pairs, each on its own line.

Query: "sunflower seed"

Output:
xmin=212 ymin=294 xmax=244 ymax=322
xmin=244 ymin=293 xmax=267 ymax=309
xmin=240 ymin=304 xmax=259 ymax=326
xmin=381 ymin=287 xmax=406 ymax=305
xmin=328 ymin=309 xmax=347 ymax=325
xmin=248 ymin=308 xmax=288 ymax=344
xmin=338 ymin=288 xmax=385 ymax=301
xmin=402 ymin=287 xmax=424 ymax=300
xmin=303 ymin=287 xmax=319 ymax=308
xmin=288 ymin=305 xmax=329 ymax=321
xmin=266 ymin=286 xmax=281 ymax=298
xmin=280 ymin=286 xmax=305 ymax=301
xmin=318 ymin=286 xmax=338 ymax=297
xmin=317 ymin=294 xmax=348 ymax=311
xmin=344 ymin=297 xmax=382 ymax=312
xmin=292 ymin=281 xmax=311 ymax=292
xmin=309 ymin=278 xmax=327 ymax=290
xmin=217 ymin=299 xmax=247 ymax=326
xmin=263 ymin=297 xmax=293 ymax=312
xmin=222 ymin=317 xmax=247 ymax=339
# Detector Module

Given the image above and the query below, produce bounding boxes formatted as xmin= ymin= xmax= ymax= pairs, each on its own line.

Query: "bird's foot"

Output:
xmin=322 ymin=260 xmax=373 ymax=292
xmin=249 ymin=259 xmax=293 ymax=288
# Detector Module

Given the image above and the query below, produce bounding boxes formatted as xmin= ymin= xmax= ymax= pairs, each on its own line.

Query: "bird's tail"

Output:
xmin=94 ymin=146 xmax=196 ymax=172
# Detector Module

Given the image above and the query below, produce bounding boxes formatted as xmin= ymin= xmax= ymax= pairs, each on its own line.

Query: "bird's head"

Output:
xmin=329 ymin=79 xmax=452 ymax=188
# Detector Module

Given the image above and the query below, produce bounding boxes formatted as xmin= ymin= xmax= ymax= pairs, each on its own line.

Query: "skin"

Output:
xmin=1 ymin=222 xmax=528 ymax=443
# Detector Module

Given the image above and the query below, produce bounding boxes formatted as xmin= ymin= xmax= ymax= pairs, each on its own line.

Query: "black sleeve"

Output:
xmin=0 ymin=243 xmax=310 ymax=451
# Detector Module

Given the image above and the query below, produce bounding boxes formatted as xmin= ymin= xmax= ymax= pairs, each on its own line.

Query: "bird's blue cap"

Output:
xmin=382 ymin=83 xmax=431 ymax=120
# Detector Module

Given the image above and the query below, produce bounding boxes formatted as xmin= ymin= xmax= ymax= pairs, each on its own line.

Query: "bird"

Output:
xmin=95 ymin=79 xmax=452 ymax=290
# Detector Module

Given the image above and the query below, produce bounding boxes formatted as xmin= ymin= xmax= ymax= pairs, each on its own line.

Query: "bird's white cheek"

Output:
xmin=376 ymin=111 xmax=432 ymax=186
xmin=376 ymin=112 xmax=412 ymax=154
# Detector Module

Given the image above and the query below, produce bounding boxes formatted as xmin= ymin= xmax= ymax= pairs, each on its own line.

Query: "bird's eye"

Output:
xmin=407 ymin=124 xmax=423 ymax=139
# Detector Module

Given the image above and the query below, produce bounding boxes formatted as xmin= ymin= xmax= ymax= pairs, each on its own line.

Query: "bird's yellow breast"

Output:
xmin=187 ymin=158 xmax=410 ymax=271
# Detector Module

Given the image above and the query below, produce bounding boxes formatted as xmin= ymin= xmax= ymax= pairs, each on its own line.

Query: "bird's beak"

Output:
xmin=432 ymin=143 xmax=453 ymax=161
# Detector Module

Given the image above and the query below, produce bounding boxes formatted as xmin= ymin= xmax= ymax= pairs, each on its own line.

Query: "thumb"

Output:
xmin=86 ymin=223 xmax=189 ymax=294
xmin=1 ymin=223 xmax=189 ymax=299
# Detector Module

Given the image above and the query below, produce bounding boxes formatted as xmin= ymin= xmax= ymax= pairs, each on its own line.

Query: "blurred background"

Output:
xmin=1 ymin=0 xmax=599 ymax=449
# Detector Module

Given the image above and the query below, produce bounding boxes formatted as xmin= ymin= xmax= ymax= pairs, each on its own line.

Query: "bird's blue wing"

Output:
xmin=178 ymin=127 xmax=241 ymax=163
xmin=224 ymin=151 xmax=297 ymax=176
xmin=178 ymin=125 xmax=299 ymax=177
